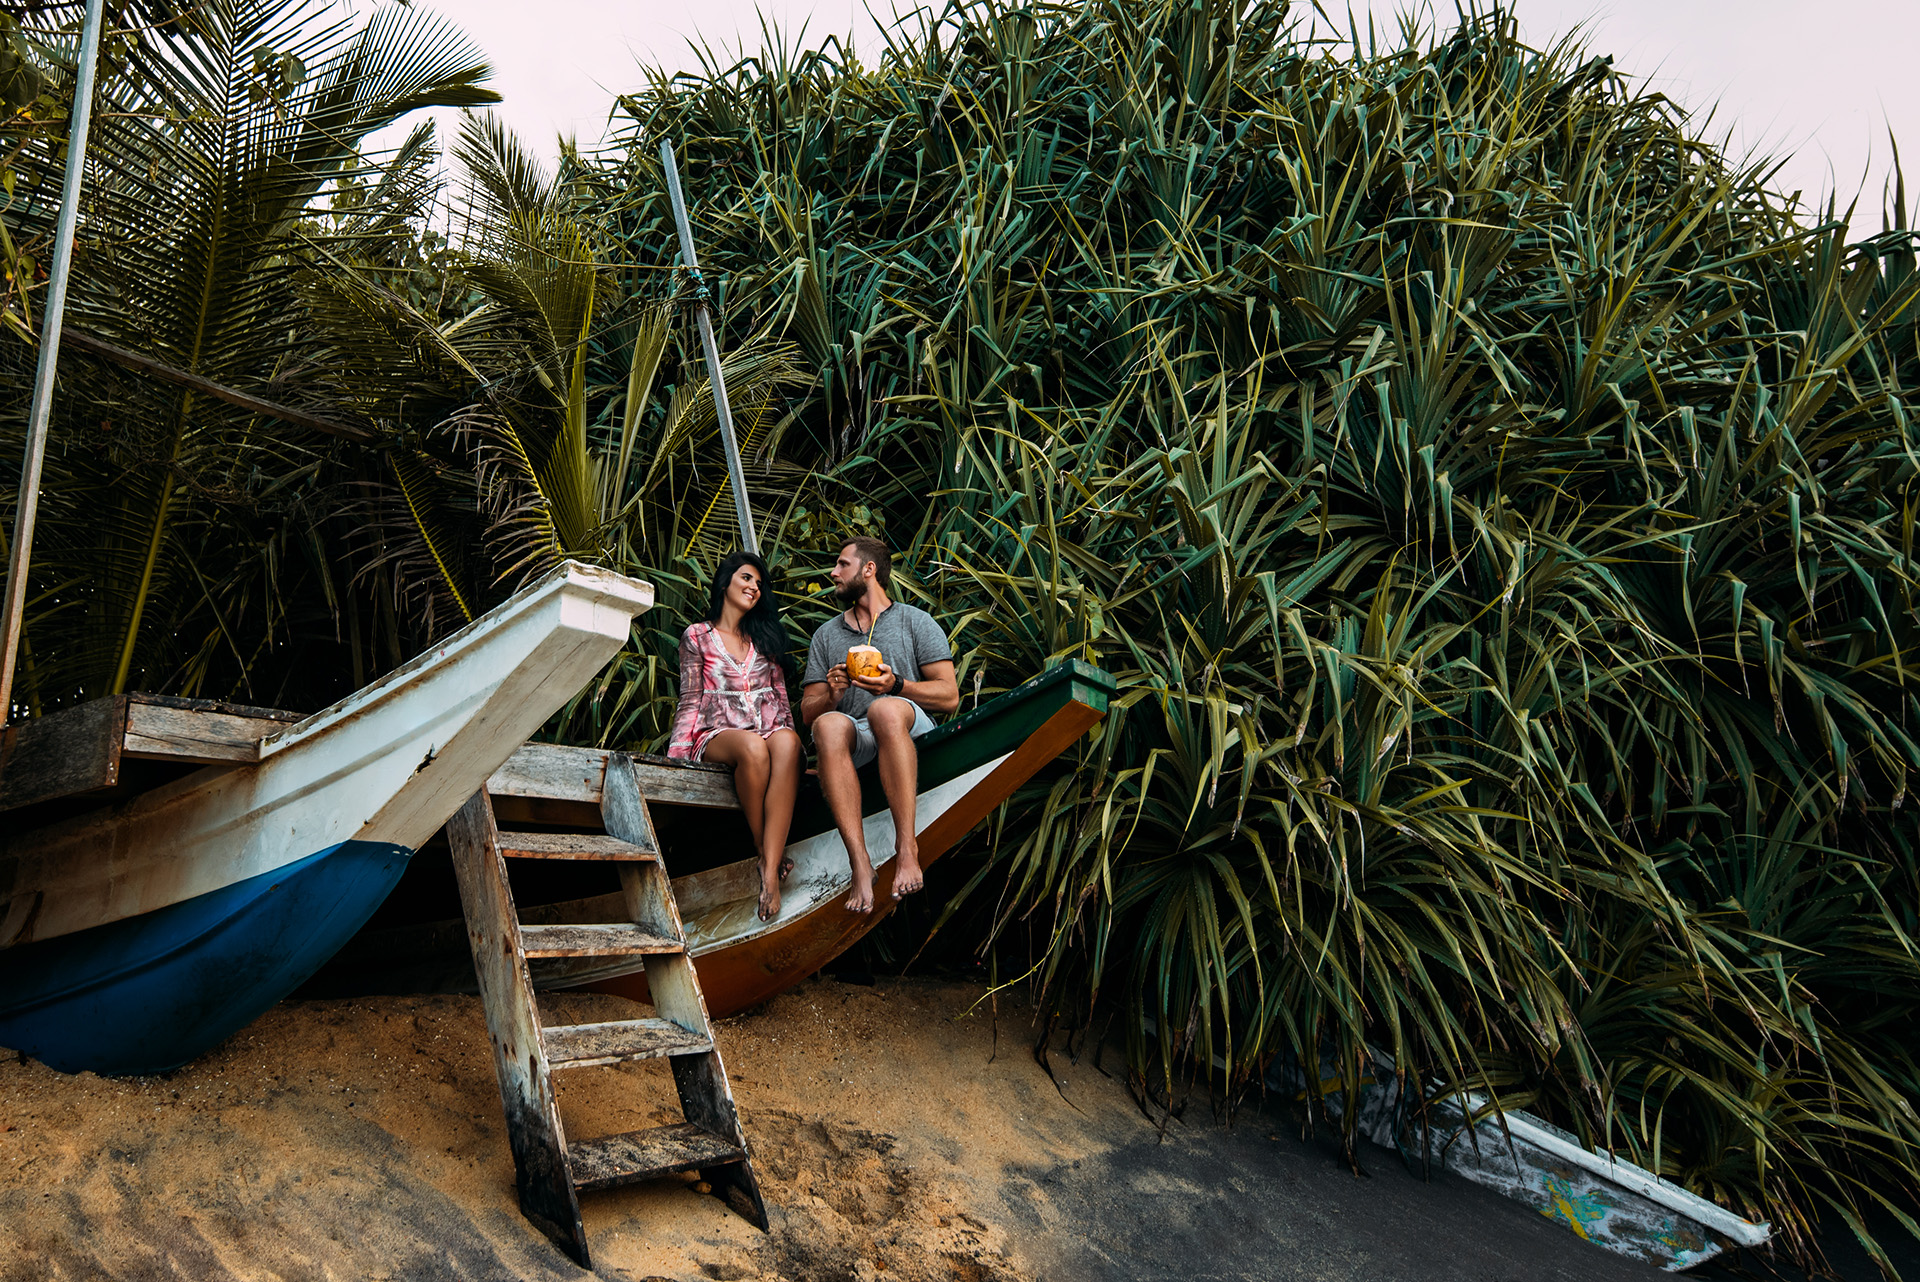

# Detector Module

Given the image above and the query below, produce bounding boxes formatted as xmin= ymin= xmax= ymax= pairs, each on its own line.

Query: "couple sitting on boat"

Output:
xmin=667 ymin=535 xmax=958 ymax=921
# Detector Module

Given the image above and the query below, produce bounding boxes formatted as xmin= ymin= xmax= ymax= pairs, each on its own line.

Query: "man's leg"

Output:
xmin=866 ymin=698 xmax=923 ymax=898
xmin=813 ymin=712 xmax=877 ymax=913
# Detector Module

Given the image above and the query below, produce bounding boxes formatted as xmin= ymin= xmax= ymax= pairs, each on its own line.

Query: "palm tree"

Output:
xmin=0 ymin=0 xmax=498 ymax=712
xmin=303 ymin=108 xmax=816 ymax=743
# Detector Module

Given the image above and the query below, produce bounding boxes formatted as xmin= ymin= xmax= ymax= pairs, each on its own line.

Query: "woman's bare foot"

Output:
xmin=891 ymin=839 xmax=924 ymax=899
xmin=757 ymin=854 xmax=783 ymax=921
xmin=779 ymin=855 xmax=794 ymax=882
xmin=845 ymin=869 xmax=875 ymax=913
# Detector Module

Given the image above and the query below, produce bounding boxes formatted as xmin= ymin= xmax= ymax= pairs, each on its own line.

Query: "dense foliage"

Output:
xmin=5 ymin=0 xmax=1919 ymax=1274
xmin=578 ymin=4 xmax=1920 ymax=1271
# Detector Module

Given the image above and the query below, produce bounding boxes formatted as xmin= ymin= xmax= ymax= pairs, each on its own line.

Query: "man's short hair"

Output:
xmin=843 ymin=535 xmax=892 ymax=591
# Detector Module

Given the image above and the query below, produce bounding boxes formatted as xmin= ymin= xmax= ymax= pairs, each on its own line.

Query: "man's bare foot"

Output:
xmin=757 ymin=858 xmax=782 ymax=922
xmin=892 ymin=842 xmax=924 ymax=899
xmin=845 ymin=869 xmax=875 ymax=914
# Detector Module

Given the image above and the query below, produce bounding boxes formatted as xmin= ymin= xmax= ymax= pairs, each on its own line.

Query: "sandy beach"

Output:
xmin=0 ymin=977 xmax=1676 ymax=1281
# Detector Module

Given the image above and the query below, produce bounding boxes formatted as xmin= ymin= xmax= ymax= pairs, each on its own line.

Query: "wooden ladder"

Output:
xmin=447 ymin=750 xmax=768 ymax=1268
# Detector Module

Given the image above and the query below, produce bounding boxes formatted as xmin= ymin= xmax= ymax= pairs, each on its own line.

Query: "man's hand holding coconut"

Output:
xmin=800 ymin=536 xmax=960 ymax=913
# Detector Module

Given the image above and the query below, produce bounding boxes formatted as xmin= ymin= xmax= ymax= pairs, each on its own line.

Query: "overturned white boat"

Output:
xmin=1273 ymin=1052 xmax=1772 ymax=1271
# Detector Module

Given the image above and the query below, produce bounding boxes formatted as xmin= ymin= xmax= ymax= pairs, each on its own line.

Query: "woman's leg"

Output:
xmin=756 ymin=729 xmax=803 ymax=918
xmin=702 ymin=730 xmax=773 ymax=854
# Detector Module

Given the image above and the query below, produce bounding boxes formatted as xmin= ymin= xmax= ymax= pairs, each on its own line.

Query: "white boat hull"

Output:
xmin=0 ymin=562 xmax=653 ymax=950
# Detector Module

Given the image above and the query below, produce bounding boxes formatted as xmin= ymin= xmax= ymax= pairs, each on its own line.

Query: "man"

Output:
xmin=800 ymin=536 xmax=959 ymax=913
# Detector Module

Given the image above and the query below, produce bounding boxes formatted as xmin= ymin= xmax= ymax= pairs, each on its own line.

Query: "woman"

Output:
xmin=668 ymin=551 xmax=803 ymax=921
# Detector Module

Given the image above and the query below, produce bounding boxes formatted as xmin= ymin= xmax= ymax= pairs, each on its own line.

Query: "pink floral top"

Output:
xmin=667 ymin=622 xmax=795 ymax=761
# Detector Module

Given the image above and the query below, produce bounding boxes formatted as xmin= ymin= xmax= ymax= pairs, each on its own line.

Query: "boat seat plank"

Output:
xmin=627 ymin=754 xmax=741 ymax=810
xmin=121 ymin=700 xmax=286 ymax=764
xmin=498 ymin=831 xmax=658 ymax=860
xmin=489 ymin=742 xmax=740 ymax=810
xmin=0 ymin=692 xmax=307 ymax=813
xmin=542 ymin=1017 xmax=712 ymax=1069
xmin=0 ymin=696 xmax=125 ymax=811
xmin=519 ymin=923 xmax=683 ymax=958
xmin=567 ymin=1123 xmax=745 ymax=1192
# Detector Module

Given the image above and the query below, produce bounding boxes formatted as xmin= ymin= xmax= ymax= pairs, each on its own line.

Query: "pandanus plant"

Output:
xmin=583 ymin=1 xmax=1920 ymax=1272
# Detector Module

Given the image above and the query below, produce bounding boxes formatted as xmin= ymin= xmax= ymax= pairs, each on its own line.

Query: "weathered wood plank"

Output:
xmin=128 ymin=692 xmax=304 ymax=723
xmin=567 ymin=1123 xmax=744 ymax=1192
xmin=603 ymin=753 xmax=682 ymax=942
xmin=496 ymin=831 xmax=657 ymax=860
xmin=488 ymin=742 xmax=606 ymax=803
xmin=631 ymin=753 xmax=740 ymax=809
xmin=121 ymin=701 xmax=283 ymax=764
xmin=541 ymin=1017 xmax=712 ymax=1070
xmin=489 ymin=741 xmax=740 ymax=810
xmin=0 ymin=695 xmax=125 ymax=812
xmin=518 ymin=923 xmax=683 ymax=958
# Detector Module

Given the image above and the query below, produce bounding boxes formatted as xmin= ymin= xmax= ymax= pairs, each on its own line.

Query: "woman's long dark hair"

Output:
xmin=704 ymin=551 xmax=797 ymax=680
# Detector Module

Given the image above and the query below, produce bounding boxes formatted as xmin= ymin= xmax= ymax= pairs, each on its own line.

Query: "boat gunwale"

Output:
xmin=914 ymin=657 xmax=1116 ymax=760
xmin=679 ymin=753 xmax=1012 ymax=958
xmin=259 ymin=561 xmax=653 ymax=757
xmin=1335 ymin=1042 xmax=1774 ymax=1250
xmin=1438 ymin=1086 xmax=1773 ymax=1247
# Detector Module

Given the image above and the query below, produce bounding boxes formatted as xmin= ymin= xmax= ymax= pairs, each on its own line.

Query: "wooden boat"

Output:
xmin=1271 ymin=1052 xmax=1773 ymax=1270
xmin=310 ymin=659 xmax=1117 ymax=1019
xmin=0 ymin=562 xmax=654 ymax=1075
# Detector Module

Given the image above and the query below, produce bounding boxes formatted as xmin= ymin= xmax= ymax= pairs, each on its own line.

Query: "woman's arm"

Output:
xmin=666 ymin=626 xmax=706 ymax=759
xmin=771 ymin=663 xmax=795 ymax=730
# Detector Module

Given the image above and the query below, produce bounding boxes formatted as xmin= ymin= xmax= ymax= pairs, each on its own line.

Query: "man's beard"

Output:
xmin=833 ymin=579 xmax=867 ymax=607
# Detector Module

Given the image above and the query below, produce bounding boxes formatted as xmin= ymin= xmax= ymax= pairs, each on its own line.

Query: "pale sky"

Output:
xmin=382 ymin=0 xmax=1918 ymax=228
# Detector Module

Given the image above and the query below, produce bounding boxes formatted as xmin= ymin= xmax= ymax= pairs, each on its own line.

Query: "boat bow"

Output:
xmin=0 ymin=562 xmax=652 ymax=950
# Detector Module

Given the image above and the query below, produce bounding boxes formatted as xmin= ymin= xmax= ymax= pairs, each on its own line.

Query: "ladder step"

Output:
xmin=519 ymin=923 xmax=683 ymax=957
xmin=568 ymin=1123 xmax=746 ymax=1192
xmin=497 ymin=831 xmax=657 ymax=860
xmin=542 ymin=1017 xmax=713 ymax=1069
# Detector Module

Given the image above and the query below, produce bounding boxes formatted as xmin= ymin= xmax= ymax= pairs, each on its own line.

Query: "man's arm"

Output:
xmin=800 ymin=667 xmax=849 ymax=728
xmin=904 ymin=659 xmax=960 ymax=715
xmin=852 ymin=657 xmax=959 ymax=715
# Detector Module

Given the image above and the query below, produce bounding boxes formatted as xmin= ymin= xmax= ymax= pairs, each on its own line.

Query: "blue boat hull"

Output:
xmin=0 ymin=840 xmax=411 ymax=1076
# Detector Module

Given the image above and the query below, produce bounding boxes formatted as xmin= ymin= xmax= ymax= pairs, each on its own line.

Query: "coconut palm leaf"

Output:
xmin=0 ymin=0 xmax=499 ymax=708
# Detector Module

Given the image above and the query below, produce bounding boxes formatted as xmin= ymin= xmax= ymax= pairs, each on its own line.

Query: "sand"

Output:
xmin=0 ymin=977 xmax=1676 ymax=1282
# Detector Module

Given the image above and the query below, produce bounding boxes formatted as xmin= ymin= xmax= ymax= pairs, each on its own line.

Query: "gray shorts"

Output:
xmin=817 ymin=697 xmax=936 ymax=768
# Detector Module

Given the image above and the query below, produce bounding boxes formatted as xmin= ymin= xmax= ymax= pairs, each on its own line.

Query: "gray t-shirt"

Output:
xmin=803 ymin=601 xmax=953 ymax=722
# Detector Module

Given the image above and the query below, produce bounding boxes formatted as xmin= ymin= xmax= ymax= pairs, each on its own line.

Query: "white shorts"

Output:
xmin=818 ymin=697 xmax=936 ymax=768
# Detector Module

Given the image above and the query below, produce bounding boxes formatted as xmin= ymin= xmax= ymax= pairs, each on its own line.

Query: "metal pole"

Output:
xmin=658 ymin=140 xmax=758 ymax=555
xmin=0 ymin=0 xmax=108 ymax=725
